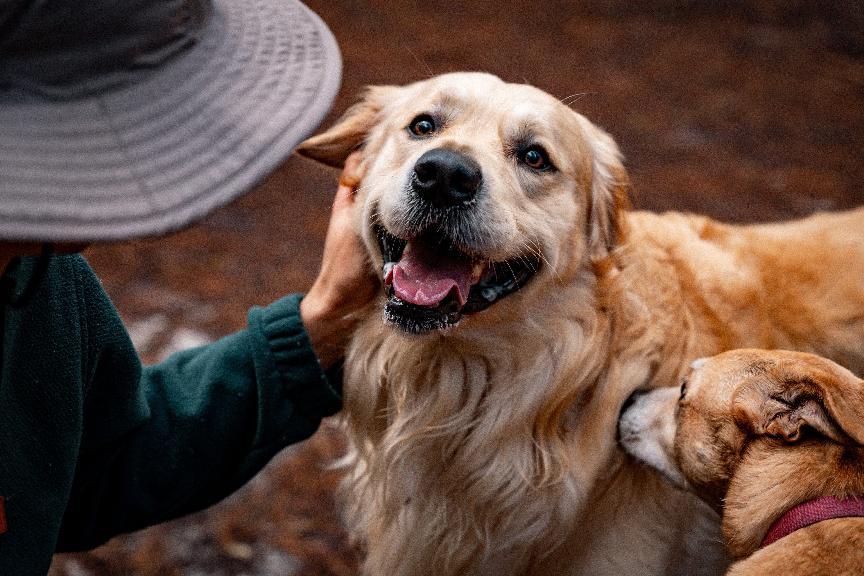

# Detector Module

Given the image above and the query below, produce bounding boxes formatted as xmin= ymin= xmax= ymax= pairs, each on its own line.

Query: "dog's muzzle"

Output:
xmin=372 ymin=148 xmax=542 ymax=335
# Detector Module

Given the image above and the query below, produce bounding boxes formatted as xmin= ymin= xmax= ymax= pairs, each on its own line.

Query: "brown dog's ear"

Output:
xmin=576 ymin=117 xmax=631 ymax=262
xmin=732 ymin=358 xmax=864 ymax=446
xmin=295 ymin=85 xmax=396 ymax=168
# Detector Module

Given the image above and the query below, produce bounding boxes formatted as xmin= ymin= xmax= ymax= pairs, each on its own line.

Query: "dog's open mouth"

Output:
xmin=376 ymin=225 xmax=541 ymax=334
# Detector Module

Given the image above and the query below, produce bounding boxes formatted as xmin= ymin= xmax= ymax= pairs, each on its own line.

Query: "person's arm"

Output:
xmin=57 ymin=156 xmax=378 ymax=550
xmin=57 ymin=292 xmax=336 ymax=551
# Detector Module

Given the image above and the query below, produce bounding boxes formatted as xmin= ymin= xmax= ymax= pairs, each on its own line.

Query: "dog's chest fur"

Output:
xmin=341 ymin=289 xmax=611 ymax=574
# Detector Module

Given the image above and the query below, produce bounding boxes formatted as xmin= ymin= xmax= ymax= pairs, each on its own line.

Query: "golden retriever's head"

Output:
xmin=620 ymin=349 xmax=864 ymax=511
xmin=298 ymin=72 xmax=628 ymax=334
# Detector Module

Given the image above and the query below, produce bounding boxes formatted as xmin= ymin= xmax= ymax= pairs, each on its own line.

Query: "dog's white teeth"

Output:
xmin=383 ymin=262 xmax=395 ymax=280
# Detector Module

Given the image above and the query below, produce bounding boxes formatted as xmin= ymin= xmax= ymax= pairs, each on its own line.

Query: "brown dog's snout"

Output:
xmin=412 ymin=148 xmax=482 ymax=208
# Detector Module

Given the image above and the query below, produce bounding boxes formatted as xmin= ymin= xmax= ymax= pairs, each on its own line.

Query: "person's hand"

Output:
xmin=301 ymin=152 xmax=378 ymax=369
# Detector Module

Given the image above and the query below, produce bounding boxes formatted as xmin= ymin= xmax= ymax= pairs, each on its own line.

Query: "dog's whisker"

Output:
xmin=402 ymin=44 xmax=435 ymax=79
xmin=530 ymin=243 xmax=560 ymax=281
xmin=517 ymin=254 xmax=537 ymax=274
xmin=503 ymin=260 xmax=520 ymax=289
xmin=517 ymin=238 xmax=558 ymax=281
xmin=559 ymin=92 xmax=585 ymax=103
xmin=559 ymin=91 xmax=596 ymax=108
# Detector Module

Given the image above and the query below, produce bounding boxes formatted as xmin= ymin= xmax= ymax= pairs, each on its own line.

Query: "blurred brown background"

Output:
xmin=51 ymin=1 xmax=863 ymax=574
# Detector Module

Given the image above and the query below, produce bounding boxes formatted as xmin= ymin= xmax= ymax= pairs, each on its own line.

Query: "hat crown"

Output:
xmin=0 ymin=0 xmax=210 ymax=98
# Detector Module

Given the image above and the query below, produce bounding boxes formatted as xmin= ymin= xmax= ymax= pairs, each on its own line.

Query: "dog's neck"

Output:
xmin=721 ymin=439 xmax=864 ymax=558
xmin=759 ymin=495 xmax=864 ymax=547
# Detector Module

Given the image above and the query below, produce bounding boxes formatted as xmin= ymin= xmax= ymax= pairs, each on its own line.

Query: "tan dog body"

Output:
xmin=298 ymin=73 xmax=864 ymax=575
xmin=727 ymin=519 xmax=864 ymax=576
xmin=725 ymin=444 xmax=864 ymax=576
xmin=620 ymin=350 xmax=864 ymax=576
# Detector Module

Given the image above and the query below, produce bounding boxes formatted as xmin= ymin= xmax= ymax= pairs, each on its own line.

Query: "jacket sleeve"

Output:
xmin=56 ymin=268 xmax=342 ymax=551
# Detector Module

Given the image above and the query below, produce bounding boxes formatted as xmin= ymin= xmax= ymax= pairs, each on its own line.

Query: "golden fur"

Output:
xmin=620 ymin=349 xmax=864 ymax=575
xmin=297 ymin=72 xmax=864 ymax=575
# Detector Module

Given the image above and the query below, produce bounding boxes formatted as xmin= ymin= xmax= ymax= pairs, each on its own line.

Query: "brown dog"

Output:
xmin=296 ymin=72 xmax=864 ymax=575
xmin=620 ymin=349 xmax=864 ymax=575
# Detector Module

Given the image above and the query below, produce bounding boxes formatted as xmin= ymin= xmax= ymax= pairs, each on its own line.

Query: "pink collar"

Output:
xmin=761 ymin=495 xmax=864 ymax=548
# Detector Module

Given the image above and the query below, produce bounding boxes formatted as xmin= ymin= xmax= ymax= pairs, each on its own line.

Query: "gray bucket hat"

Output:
xmin=0 ymin=0 xmax=341 ymax=241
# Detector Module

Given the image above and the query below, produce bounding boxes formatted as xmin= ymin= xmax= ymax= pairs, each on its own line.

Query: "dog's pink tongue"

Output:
xmin=387 ymin=242 xmax=475 ymax=307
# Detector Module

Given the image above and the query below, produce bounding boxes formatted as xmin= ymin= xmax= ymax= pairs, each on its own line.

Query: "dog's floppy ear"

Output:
xmin=732 ymin=357 xmax=864 ymax=446
xmin=577 ymin=117 xmax=631 ymax=261
xmin=296 ymin=85 xmax=396 ymax=168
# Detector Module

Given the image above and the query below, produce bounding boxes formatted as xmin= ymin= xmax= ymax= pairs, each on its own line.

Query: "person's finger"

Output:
xmin=338 ymin=151 xmax=364 ymax=190
xmin=332 ymin=183 xmax=356 ymax=212
xmin=343 ymin=151 xmax=363 ymax=175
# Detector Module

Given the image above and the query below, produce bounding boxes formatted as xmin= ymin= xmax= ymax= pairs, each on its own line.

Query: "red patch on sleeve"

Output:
xmin=0 ymin=496 xmax=6 ymax=534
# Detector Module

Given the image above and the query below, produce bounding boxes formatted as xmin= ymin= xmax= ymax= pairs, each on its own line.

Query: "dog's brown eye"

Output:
xmin=679 ymin=378 xmax=688 ymax=402
xmin=520 ymin=146 xmax=551 ymax=171
xmin=408 ymin=115 xmax=436 ymax=137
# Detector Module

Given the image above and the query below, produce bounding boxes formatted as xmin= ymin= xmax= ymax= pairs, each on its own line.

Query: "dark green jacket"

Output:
xmin=0 ymin=254 xmax=341 ymax=575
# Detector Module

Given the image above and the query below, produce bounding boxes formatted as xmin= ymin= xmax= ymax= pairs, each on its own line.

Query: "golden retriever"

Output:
xmin=296 ymin=72 xmax=864 ymax=576
xmin=619 ymin=349 xmax=864 ymax=575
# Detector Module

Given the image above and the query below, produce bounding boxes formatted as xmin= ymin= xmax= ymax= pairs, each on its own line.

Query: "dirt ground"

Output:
xmin=50 ymin=1 xmax=863 ymax=575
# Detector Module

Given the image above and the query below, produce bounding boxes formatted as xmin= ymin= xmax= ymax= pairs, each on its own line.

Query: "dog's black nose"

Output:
xmin=412 ymin=148 xmax=482 ymax=207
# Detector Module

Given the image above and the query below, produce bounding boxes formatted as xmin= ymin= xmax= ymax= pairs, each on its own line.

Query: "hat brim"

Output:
xmin=0 ymin=0 xmax=341 ymax=241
